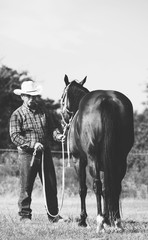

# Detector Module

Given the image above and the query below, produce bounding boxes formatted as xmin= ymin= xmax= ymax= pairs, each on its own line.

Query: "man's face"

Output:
xmin=21 ymin=94 xmax=40 ymax=109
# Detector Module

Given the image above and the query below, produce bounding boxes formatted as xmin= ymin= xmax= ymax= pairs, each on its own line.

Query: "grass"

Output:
xmin=0 ymin=194 xmax=148 ymax=240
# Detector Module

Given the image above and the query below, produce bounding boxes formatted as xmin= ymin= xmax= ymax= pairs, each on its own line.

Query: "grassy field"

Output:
xmin=0 ymin=194 xmax=148 ymax=240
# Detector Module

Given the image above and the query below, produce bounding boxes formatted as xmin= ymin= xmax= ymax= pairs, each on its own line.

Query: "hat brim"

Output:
xmin=13 ymin=87 xmax=42 ymax=96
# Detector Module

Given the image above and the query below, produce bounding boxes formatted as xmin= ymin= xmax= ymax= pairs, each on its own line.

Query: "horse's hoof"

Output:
xmin=114 ymin=226 xmax=124 ymax=233
xmin=96 ymin=227 xmax=105 ymax=234
xmin=96 ymin=215 xmax=104 ymax=234
xmin=103 ymin=223 xmax=112 ymax=232
xmin=86 ymin=219 xmax=91 ymax=229
xmin=78 ymin=221 xmax=87 ymax=227
xmin=114 ymin=219 xmax=124 ymax=232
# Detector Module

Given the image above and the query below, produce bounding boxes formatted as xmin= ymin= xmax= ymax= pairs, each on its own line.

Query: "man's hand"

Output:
xmin=34 ymin=142 xmax=44 ymax=151
xmin=56 ymin=134 xmax=66 ymax=142
xmin=53 ymin=129 xmax=66 ymax=142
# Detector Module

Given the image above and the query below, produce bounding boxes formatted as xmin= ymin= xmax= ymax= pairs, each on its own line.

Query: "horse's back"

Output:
xmin=74 ymin=90 xmax=134 ymax=157
xmin=80 ymin=90 xmax=133 ymax=115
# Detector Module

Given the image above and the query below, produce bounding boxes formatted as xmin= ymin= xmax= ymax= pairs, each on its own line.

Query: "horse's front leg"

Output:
xmin=74 ymin=158 xmax=87 ymax=227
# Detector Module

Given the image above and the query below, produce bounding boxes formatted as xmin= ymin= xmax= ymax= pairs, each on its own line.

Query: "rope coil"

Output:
xmin=29 ymin=121 xmax=72 ymax=218
xmin=42 ymin=147 xmax=65 ymax=218
xmin=30 ymin=137 xmax=69 ymax=218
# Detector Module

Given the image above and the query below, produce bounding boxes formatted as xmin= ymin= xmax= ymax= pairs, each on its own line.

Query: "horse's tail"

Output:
xmin=100 ymin=98 xmax=122 ymax=223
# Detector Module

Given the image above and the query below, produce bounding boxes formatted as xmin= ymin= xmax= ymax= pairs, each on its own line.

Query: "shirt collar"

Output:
xmin=22 ymin=103 xmax=36 ymax=113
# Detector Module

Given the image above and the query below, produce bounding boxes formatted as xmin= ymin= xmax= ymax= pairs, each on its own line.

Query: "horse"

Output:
xmin=60 ymin=74 xmax=134 ymax=233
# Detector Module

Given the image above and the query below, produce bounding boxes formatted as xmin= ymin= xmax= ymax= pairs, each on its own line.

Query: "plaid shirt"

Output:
xmin=9 ymin=104 xmax=51 ymax=149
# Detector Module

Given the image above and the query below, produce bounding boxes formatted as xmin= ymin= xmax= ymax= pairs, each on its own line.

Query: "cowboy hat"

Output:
xmin=14 ymin=79 xmax=42 ymax=96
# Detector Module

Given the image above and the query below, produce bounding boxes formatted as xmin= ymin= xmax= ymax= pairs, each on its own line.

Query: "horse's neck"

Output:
xmin=74 ymin=91 xmax=87 ymax=113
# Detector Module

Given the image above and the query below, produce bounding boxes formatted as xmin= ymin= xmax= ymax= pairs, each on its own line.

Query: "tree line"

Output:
xmin=1 ymin=64 xmax=148 ymax=153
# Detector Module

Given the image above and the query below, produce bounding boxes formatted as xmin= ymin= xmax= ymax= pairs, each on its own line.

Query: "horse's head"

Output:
xmin=61 ymin=74 xmax=89 ymax=124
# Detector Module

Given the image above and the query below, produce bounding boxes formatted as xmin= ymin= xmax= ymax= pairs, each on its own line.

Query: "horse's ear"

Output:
xmin=80 ymin=76 xmax=87 ymax=86
xmin=64 ymin=74 xmax=69 ymax=86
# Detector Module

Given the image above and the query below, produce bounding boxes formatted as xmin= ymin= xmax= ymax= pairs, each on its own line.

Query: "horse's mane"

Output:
xmin=68 ymin=81 xmax=89 ymax=112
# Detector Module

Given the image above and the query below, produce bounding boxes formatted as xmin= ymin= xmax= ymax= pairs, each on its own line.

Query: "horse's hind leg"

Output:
xmin=113 ymin=176 xmax=124 ymax=232
xmin=75 ymin=158 xmax=87 ymax=227
xmin=101 ymin=172 xmax=110 ymax=227
xmin=94 ymin=178 xmax=104 ymax=233
xmin=89 ymin=159 xmax=104 ymax=233
xmin=113 ymin=161 xmax=127 ymax=232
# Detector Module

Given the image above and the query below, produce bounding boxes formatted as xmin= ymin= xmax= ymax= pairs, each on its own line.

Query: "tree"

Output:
xmin=0 ymin=65 xmax=23 ymax=148
xmin=125 ymin=85 xmax=148 ymax=190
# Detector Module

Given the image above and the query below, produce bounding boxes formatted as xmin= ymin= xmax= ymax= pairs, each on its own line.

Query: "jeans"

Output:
xmin=18 ymin=148 xmax=58 ymax=219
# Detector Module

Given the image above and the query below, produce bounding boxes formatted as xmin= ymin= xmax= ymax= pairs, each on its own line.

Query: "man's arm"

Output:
xmin=9 ymin=112 xmax=31 ymax=148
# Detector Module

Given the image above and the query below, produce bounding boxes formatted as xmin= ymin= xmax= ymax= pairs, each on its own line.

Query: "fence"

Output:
xmin=0 ymin=148 xmax=148 ymax=155
xmin=0 ymin=148 xmax=70 ymax=168
xmin=0 ymin=148 xmax=148 ymax=198
xmin=0 ymin=148 xmax=148 ymax=165
xmin=0 ymin=149 xmax=65 ymax=154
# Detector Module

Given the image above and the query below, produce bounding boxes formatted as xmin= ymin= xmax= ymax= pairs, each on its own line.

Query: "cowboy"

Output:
xmin=9 ymin=77 xmax=64 ymax=223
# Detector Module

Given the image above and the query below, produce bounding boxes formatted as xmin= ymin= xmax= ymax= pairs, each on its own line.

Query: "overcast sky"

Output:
xmin=0 ymin=0 xmax=148 ymax=113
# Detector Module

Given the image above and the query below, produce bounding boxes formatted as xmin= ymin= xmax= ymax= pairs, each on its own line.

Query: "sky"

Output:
xmin=0 ymin=0 xmax=148 ymax=113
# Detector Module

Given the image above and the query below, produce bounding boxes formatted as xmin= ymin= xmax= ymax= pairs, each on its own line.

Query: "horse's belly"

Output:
xmin=69 ymin=124 xmax=84 ymax=158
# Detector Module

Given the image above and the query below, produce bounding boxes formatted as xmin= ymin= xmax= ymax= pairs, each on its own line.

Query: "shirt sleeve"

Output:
xmin=9 ymin=112 xmax=31 ymax=148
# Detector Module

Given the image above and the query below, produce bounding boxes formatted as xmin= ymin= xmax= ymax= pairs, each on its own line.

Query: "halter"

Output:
xmin=60 ymin=83 xmax=74 ymax=124
xmin=60 ymin=83 xmax=74 ymax=169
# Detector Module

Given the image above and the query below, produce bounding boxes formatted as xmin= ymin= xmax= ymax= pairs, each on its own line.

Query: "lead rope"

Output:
xmin=62 ymin=122 xmax=71 ymax=168
xmin=66 ymin=127 xmax=71 ymax=168
xmin=42 ymin=149 xmax=65 ymax=218
xmin=30 ymin=145 xmax=65 ymax=219
xmin=62 ymin=115 xmax=74 ymax=168
xmin=30 ymin=121 xmax=71 ymax=218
